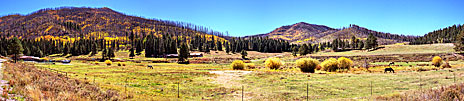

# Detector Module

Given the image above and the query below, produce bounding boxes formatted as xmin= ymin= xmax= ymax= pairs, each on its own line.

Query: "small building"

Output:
xmin=165 ymin=53 xmax=203 ymax=58
xmin=189 ymin=53 xmax=203 ymax=57
xmin=166 ymin=54 xmax=179 ymax=58
xmin=19 ymin=56 xmax=41 ymax=61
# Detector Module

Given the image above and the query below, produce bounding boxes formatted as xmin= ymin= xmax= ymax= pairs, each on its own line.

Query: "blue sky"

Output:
xmin=1 ymin=0 xmax=463 ymax=36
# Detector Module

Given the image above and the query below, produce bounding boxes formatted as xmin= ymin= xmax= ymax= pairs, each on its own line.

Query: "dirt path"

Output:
xmin=209 ymin=70 xmax=253 ymax=100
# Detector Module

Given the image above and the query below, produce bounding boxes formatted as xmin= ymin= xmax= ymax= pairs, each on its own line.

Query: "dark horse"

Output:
xmin=147 ymin=65 xmax=153 ymax=69
xmin=384 ymin=68 xmax=395 ymax=73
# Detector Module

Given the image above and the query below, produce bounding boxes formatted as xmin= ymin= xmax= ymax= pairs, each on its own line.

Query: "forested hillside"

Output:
xmin=411 ymin=24 xmax=464 ymax=44
xmin=0 ymin=7 xmax=226 ymax=38
xmin=0 ymin=7 xmax=290 ymax=58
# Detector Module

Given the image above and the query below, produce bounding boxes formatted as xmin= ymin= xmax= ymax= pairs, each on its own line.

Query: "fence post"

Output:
xmin=454 ymin=73 xmax=456 ymax=83
xmin=242 ymin=85 xmax=244 ymax=101
xmin=306 ymin=83 xmax=309 ymax=101
xmin=178 ymin=83 xmax=180 ymax=98
xmin=419 ymin=74 xmax=422 ymax=92
xmin=370 ymin=81 xmax=373 ymax=97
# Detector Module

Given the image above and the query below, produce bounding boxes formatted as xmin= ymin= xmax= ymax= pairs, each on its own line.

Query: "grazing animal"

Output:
xmin=147 ymin=65 xmax=153 ymax=69
xmin=384 ymin=68 xmax=395 ymax=73
xmin=389 ymin=62 xmax=395 ymax=66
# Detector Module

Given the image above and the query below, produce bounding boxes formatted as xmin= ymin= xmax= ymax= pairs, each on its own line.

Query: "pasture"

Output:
xmin=34 ymin=59 xmax=464 ymax=100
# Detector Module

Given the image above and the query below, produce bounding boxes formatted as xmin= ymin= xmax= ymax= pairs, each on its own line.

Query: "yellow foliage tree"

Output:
xmin=296 ymin=58 xmax=320 ymax=73
xmin=432 ymin=56 xmax=443 ymax=67
xmin=231 ymin=60 xmax=245 ymax=70
xmin=265 ymin=58 xmax=283 ymax=69
xmin=321 ymin=58 xmax=338 ymax=72
xmin=337 ymin=57 xmax=353 ymax=70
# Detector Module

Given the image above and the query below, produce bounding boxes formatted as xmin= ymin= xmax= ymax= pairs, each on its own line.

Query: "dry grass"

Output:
xmin=378 ymin=83 xmax=464 ymax=100
xmin=2 ymin=62 xmax=121 ymax=100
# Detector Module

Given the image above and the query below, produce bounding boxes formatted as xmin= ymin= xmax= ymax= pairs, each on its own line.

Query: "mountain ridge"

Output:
xmin=250 ymin=22 xmax=417 ymax=44
xmin=0 ymin=7 xmax=226 ymax=39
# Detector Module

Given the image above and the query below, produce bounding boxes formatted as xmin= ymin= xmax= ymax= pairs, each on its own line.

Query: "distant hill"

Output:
xmin=250 ymin=22 xmax=417 ymax=45
xmin=0 ymin=7 xmax=226 ymax=39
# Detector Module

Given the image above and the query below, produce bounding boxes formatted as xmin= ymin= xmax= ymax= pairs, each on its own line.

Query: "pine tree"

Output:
xmin=454 ymin=31 xmax=464 ymax=51
xmin=129 ymin=48 xmax=135 ymax=58
xmin=292 ymin=46 xmax=298 ymax=57
xmin=216 ymin=41 xmax=223 ymax=51
xmin=299 ymin=44 xmax=309 ymax=56
xmin=9 ymin=37 xmax=24 ymax=63
xmin=178 ymin=42 xmax=189 ymax=63
xmin=225 ymin=41 xmax=230 ymax=54
xmin=108 ymin=48 xmax=115 ymax=59
xmin=102 ymin=48 xmax=107 ymax=61
xmin=358 ymin=40 xmax=364 ymax=50
xmin=366 ymin=34 xmax=378 ymax=49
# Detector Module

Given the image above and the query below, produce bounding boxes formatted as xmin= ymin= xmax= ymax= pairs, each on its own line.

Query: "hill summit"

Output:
xmin=0 ymin=7 xmax=224 ymax=38
xmin=253 ymin=22 xmax=416 ymax=44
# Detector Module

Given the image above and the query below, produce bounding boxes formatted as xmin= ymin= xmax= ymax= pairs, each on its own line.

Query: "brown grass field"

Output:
xmin=1 ymin=43 xmax=464 ymax=100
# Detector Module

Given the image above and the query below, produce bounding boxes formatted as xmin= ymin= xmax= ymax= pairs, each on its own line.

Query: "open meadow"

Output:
xmin=3 ymin=43 xmax=456 ymax=100
xmin=0 ymin=3 xmax=463 ymax=100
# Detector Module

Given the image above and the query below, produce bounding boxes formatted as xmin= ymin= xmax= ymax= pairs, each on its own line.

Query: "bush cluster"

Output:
xmin=231 ymin=60 xmax=245 ymax=70
xmin=296 ymin=58 xmax=319 ymax=73
xmin=432 ymin=56 xmax=443 ymax=67
xmin=321 ymin=57 xmax=353 ymax=72
xmin=105 ymin=60 xmax=112 ymax=66
xmin=321 ymin=58 xmax=338 ymax=72
xmin=265 ymin=58 xmax=283 ymax=69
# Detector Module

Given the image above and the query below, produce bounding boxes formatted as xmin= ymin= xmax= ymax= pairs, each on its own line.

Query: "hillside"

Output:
xmin=253 ymin=22 xmax=416 ymax=44
xmin=0 ymin=7 xmax=225 ymax=39
xmin=317 ymin=25 xmax=416 ymax=45
xmin=411 ymin=24 xmax=464 ymax=44
xmin=251 ymin=22 xmax=338 ymax=41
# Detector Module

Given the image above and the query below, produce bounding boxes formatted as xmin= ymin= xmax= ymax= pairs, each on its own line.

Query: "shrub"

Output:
xmin=440 ymin=89 xmax=462 ymax=101
xmin=231 ymin=60 xmax=245 ymax=70
xmin=105 ymin=60 xmax=112 ymax=66
xmin=337 ymin=57 xmax=353 ymax=70
xmin=117 ymin=62 xmax=121 ymax=66
xmin=95 ymin=62 xmax=99 ymax=65
xmin=432 ymin=56 xmax=443 ymax=67
xmin=296 ymin=58 xmax=319 ymax=73
xmin=245 ymin=63 xmax=256 ymax=69
xmin=315 ymin=65 xmax=322 ymax=70
xmin=442 ymin=62 xmax=451 ymax=68
xmin=265 ymin=58 xmax=283 ymax=69
xmin=321 ymin=58 xmax=338 ymax=72
xmin=122 ymin=63 xmax=126 ymax=66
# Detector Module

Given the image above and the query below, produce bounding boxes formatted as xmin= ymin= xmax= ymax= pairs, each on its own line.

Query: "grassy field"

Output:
xmin=314 ymin=43 xmax=455 ymax=56
xmin=32 ymin=59 xmax=464 ymax=100
xmin=35 ymin=61 xmax=230 ymax=100
xmin=18 ymin=43 xmax=464 ymax=100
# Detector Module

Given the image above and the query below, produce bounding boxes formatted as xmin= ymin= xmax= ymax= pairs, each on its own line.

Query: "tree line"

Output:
xmin=412 ymin=24 xmax=464 ymax=44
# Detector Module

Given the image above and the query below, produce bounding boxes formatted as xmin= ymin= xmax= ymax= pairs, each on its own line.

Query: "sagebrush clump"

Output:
xmin=432 ymin=56 xmax=442 ymax=67
xmin=321 ymin=58 xmax=338 ymax=72
xmin=245 ymin=63 xmax=256 ymax=69
xmin=440 ymin=89 xmax=462 ymax=101
xmin=337 ymin=57 xmax=353 ymax=70
xmin=265 ymin=58 xmax=283 ymax=69
xmin=231 ymin=60 xmax=245 ymax=70
xmin=105 ymin=60 xmax=112 ymax=66
xmin=296 ymin=58 xmax=319 ymax=73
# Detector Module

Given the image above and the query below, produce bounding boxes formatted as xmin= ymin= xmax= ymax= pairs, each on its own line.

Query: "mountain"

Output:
xmin=0 ymin=7 xmax=225 ymax=39
xmin=252 ymin=22 xmax=338 ymax=42
xmin=253 ymin=22 xmax=417 ymax=45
